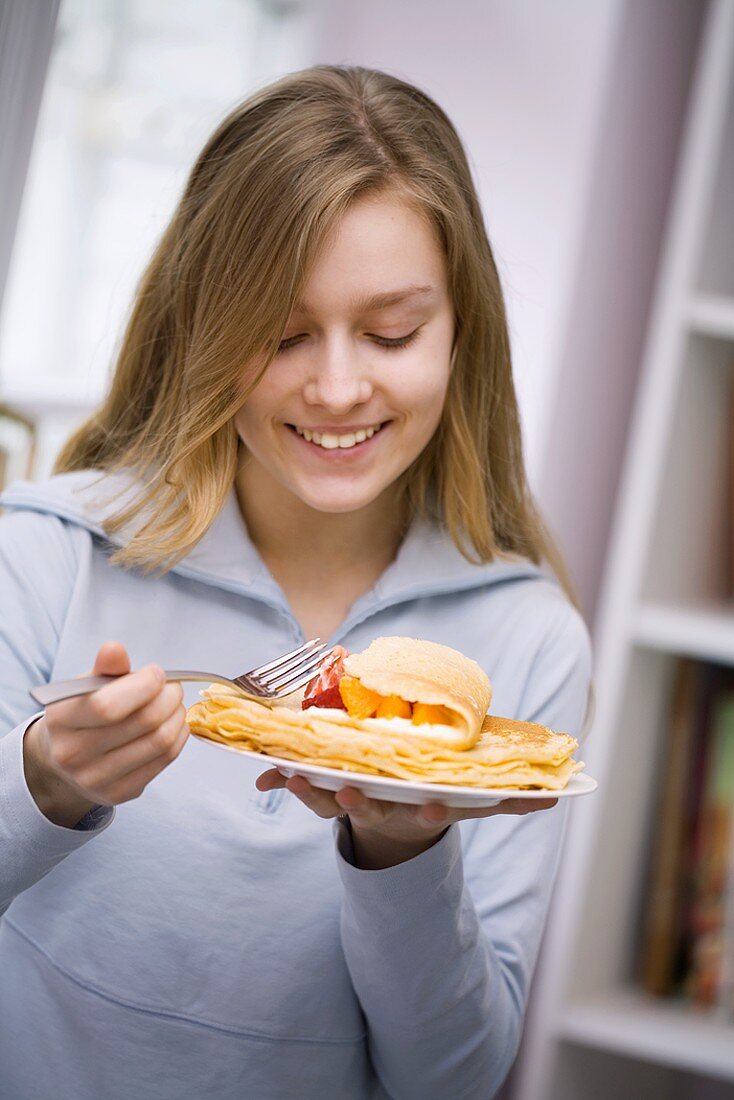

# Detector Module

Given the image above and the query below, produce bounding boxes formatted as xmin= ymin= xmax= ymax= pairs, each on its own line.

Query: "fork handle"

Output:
xmin=29 ymin=671 xmax=234 ymax=708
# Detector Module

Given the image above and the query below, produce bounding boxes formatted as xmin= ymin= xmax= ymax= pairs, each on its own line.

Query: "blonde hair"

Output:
xmin=55 ymin=64 xmax=579 ymax=608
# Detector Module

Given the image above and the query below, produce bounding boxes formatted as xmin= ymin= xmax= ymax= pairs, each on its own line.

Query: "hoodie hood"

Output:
xmin=0 ymin=470 xmax=555 ymax=621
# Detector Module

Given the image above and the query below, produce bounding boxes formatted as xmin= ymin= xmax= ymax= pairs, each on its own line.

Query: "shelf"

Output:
xmin=557 ymin=989 xmax=734 ymax=1081
xmin=639 ymin=334 xmax=732 ymax=606
xmin=687 ymin=294 xmax=734 ymax=339
xmin=516 ymin=4 xmax=734 ymax=1098
xmin=633 ymin=601 xmax=734 ymax=665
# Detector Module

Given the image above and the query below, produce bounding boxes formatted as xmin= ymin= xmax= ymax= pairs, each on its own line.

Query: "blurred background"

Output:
xmin=1 ymin=1 xmax=732 ymax=1097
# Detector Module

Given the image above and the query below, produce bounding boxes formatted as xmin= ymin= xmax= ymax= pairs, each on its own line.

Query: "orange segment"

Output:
xmin=339 ymin=678 xmax=454 ymax=726
xmin=411 ymin=702 xmax=456 ymax=726
xmin=339 ymin=676 xmax=383 ymax=719
xmin=375 ymin=694 xmax=412 ymax=720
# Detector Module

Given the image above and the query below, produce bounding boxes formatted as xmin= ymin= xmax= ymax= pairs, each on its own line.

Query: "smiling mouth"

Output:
xmin=285 ymin=422 xmax=389 ymax=451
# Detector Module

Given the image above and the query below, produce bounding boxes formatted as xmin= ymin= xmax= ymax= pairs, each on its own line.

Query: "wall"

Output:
xmin=536 ymin=0 xmax=705 ymax=625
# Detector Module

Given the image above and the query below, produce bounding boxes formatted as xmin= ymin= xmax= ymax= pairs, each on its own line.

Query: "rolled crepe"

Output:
xmin=186 ymin=636 xmax=583 ymax=791
xmin=339 ymin=636 xmax=492 ymax=750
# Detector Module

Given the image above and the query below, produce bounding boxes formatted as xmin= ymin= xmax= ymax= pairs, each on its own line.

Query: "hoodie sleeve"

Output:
xmin=334 ymin=600 xmax=593 ymax=1100
xmin=0 ymin=509 xmax=115 ymax=916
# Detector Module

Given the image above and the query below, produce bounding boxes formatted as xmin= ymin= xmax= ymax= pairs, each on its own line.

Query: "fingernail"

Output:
xmin=152 ymin=665 xmax=166 ymax=682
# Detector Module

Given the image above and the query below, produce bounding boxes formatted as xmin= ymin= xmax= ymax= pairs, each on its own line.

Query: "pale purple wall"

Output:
xmin=536 ymin=0 xmax=705 ymax=628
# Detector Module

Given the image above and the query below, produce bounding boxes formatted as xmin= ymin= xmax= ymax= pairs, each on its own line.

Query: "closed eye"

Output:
xmin=277 ymin=335 xmax=304 ymax=352
xmin=370 ymin=328 xmax=422 ymax=350
xmin=277 ymin=327 xmax=423 ymax=353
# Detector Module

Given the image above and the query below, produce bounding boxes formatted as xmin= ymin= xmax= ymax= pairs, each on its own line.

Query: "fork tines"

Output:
xmin=249 ymin=638 xmax=324 ymax=679
xmin=237 ymin=638 xmax=329 ymax=698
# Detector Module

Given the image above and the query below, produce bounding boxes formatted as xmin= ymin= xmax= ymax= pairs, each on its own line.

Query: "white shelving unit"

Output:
xmin=514 ymin=2 xmax=734 ymax=1098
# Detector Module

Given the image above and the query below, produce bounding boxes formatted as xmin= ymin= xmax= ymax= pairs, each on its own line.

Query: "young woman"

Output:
xmin=0 ymin=66 xmax=592 ymax=1099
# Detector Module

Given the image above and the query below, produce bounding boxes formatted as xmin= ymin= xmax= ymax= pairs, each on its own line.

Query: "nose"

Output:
xmin=302 ymin=336 xmax=374 ymax=413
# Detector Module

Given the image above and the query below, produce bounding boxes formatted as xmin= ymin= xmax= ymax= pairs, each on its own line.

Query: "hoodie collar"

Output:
xmin=0 ymin=470 xmax=554 ymax=614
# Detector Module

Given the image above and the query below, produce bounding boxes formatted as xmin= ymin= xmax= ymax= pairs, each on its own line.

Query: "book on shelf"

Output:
xmin=722 ymin=754 xmax=734 ymax=1016
xmin=639 ymin=658 xmax=697 ymax=996
xmin=639 ymin=658 xmax=734 ymax=1016
xmin=684 ymin=690 xmax=734 ymax=1008
xmin=730 ymin=369 xmax=734 ymax=600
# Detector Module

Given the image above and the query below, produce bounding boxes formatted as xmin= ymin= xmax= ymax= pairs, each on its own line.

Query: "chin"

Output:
xmin=292 ymin=481 xmax=386 ymax=515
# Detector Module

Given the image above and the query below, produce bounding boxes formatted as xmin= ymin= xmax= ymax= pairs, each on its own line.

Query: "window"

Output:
xmin=0 ymin=0 xmax=313 ymax=407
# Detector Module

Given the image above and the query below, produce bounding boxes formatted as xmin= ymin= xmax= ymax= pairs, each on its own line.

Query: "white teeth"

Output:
xmin=294 ymin=423 xmax=382 ymax=449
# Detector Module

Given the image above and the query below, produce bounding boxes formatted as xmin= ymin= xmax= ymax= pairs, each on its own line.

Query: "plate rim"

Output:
xmin=190 ymin=732 xmax=598 ymax=801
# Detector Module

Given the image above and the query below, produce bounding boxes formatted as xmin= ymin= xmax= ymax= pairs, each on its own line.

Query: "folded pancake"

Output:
xmin=186 ymin=689 xmax=582 ymax=789
xmin=186 ymin=636 xmax=583 ymax=791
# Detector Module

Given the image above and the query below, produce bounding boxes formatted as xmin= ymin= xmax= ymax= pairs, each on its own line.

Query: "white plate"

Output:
xmin=192 ymin=734 xmax=598 ymax=808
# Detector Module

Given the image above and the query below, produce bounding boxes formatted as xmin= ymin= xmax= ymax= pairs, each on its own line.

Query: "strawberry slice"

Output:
xmin=302 ymin=645 xmax=348 ymax=710
xmin=303 ymin=683 xmax=345 ymax=710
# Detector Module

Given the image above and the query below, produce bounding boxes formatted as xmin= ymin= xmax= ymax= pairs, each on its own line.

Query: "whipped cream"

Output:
xmin=302 ymin=707 xmax=461 ymax=742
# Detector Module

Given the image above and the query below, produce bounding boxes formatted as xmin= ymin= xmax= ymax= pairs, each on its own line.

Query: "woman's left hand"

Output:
xmin=256 ymin=768 xmax=557 ymax=869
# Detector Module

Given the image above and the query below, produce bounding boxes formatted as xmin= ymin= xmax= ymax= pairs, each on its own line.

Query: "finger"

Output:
xmin=91 ymin=641 xmax=131 ymax=678
xmin=55 ymin=682 xmax=185 ymax=760
xmin=255 ymin=768 xmax=288 ymax=792
xmin=333 ymin=786 xmax=374 ymax=821
xmin=500 ymin=797 xmax=558 ymax=814
xmin=334 ymin=788 xmax=408 ymax=830
xmin=285 ymin=775 xmax=341 ymax=819
xmin=335 ymin=787 xmax=451 ymax=827
xmin=92 ymin=682 xmax=184 ymax=754
xmin=96 ymin=719 xmax=191 ymax=804
xmin=457 ymin=797 xmax=559 ymax=820
xmin=74 ymin=707 xmax=189 ymax=792
xmin=52 ymin=664 xmax=169 ymax=732
xmin=418 ymin=801 xmax=451 ymax=825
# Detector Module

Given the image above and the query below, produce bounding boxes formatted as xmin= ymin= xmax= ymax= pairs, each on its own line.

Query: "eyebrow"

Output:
xmin=293 ymin=284 xmax=437 ymax=315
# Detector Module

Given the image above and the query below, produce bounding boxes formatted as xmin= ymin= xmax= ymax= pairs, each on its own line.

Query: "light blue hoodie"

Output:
xmin=0 ymin=470 xmax=592 ymax=1100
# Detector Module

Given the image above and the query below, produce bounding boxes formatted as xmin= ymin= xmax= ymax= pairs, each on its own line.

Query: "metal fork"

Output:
xmin=28 ymin=638 xmax=330 ymax=708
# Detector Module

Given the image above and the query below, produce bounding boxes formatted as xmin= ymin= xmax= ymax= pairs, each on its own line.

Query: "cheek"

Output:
xmin=233 ymin=405 xmax=258 ymax=445
xmin=394 ymin=324 xmax=453 ymax=418
xmin=397 ymin=359 xmax=451 ymax=427
xmin=233 ymin=374 xmax=286 ymax=440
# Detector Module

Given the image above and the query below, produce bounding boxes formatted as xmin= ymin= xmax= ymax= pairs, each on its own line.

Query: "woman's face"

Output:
xmin=234 ymin=191 xmax=456 ymax=514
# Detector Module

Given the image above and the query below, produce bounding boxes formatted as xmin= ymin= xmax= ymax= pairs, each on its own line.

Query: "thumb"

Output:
xmin=91 ymin=641 xmax=132 ymax=678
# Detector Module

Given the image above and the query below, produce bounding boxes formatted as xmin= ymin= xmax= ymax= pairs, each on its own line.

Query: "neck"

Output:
xmin=234 ymin=453 xmax=408 ymax=636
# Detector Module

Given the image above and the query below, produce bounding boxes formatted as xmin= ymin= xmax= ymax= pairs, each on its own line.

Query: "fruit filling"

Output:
xmin=302 ymin=650 xmax=457 ymax=726
xmin=302 ymin=646 xmax=348 ymax=710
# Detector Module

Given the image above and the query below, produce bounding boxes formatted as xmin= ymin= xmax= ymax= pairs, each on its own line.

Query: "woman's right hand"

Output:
xmin=23 ymin=640 xmax=189 ymax=828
